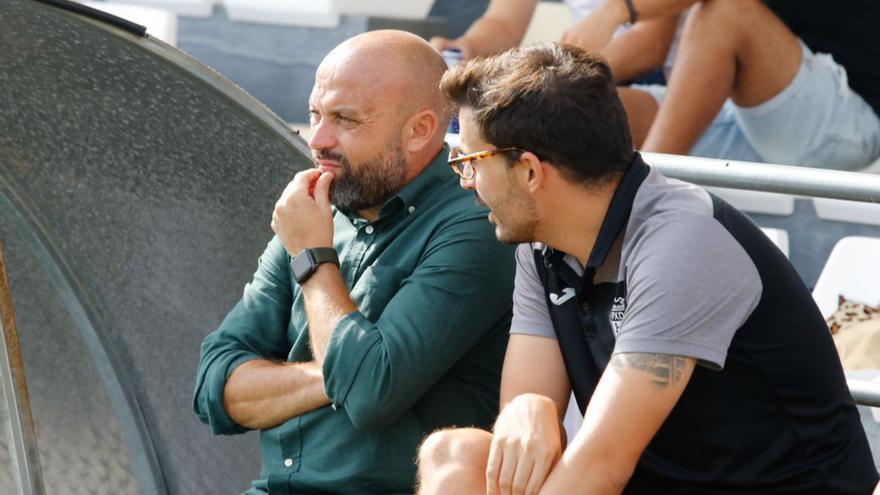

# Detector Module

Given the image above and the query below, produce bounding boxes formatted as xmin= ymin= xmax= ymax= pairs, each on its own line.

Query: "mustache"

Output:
xmin=313 ymin=149 xmax=346 ymax=164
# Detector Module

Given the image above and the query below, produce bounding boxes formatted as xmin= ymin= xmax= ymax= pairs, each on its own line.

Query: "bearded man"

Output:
xmin=192 ymin=30 xmax=514 ymax=495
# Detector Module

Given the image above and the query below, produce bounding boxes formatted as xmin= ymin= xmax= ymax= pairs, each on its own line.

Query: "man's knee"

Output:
xmin=693 ymin=0 xmax=762 ymax=20
xmin=418 ymin=428 xmax=492 ymax=495
xmin=418 ymin=427 xmax=491 ymax=471
xmin=688 ymin=0 xmax=779 ymax=35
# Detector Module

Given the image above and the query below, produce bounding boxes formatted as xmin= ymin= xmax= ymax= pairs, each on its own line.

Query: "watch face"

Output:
xmin=291 ymin=250 xmax=316 ymax=283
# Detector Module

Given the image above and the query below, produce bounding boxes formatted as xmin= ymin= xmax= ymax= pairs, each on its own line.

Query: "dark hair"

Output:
xmin=440 ymin=43 xmax=634 ymax=185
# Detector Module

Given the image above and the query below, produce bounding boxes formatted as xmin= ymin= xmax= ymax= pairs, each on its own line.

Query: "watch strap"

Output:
xmin=309 ymin=247 xmax=340 ymax=267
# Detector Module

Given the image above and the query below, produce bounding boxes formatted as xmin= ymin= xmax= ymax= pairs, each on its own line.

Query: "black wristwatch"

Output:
xmin=290 ymin=247 xmax=340 ymax=284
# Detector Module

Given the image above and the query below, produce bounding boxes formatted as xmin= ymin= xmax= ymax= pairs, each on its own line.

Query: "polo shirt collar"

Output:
xmin=585 ymin=152 xmax=650 ymax=269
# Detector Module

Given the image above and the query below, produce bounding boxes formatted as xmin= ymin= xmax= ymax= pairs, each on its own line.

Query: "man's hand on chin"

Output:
xmin=272 ymin=169 xmax=336 ymax=255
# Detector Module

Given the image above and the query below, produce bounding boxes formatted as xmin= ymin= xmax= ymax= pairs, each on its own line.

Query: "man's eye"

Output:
xmin=308 ymin=111 xmax=320 ymax=123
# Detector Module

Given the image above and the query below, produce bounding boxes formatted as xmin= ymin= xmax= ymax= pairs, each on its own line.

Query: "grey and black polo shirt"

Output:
xmin=511 ymin=153 xmax=877 ymax=493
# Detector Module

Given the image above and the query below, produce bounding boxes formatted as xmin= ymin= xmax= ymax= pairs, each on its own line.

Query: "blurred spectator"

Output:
xmin=571 ymin=0 xmax=880 ymax=169
xmin=430 ymin=0 xmax=682 ymax=85
xmin=430 ymin=0 xmax=683 ymax=144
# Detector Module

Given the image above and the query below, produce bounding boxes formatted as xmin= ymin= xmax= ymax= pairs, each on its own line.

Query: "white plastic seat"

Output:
xmin=334 ymin=0 xmax=433 ymax=19
xmin=705 ymin=187 xmax=795 ymax=216
xmin=812 ymin=236 xmax=880 ymax=318
xmin=813 ymin=157 xmax=880 ymax=226
xmin=223 ymin=0 xmax=339 ymax=28
xmin=813 ymin=197 xmax=880 ymax=227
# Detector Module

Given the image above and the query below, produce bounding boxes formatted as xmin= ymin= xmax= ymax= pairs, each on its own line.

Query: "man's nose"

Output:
xmin=308 ymin=120 xmax=337 ymax=151
xmin=459 ymin=176 xmax=476 ymax=190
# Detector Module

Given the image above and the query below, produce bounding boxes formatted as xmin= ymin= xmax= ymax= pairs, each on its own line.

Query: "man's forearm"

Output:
xmin=459 ymin=16 xmax=528 ymax=58
xmin=601 ymin=15 xmax=679 ymax=82
xmin=223 ymin=359 xmax=329 ymax=429
xmin=300 ymin=264 xmax=357 ymax=364
xmin=538 ymin=451 xmax=631 ymax=495
xmin=603 ymin=0 xmax=696 ymax=24
xmin=539 ymin=352 xmax=696 ymax=493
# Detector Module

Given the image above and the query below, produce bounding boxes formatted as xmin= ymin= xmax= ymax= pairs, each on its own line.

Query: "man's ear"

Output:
xmin=517 ymin=151 xmax=546 ymax=194
xmin=404 ymin=109 xmax=439 ymax=154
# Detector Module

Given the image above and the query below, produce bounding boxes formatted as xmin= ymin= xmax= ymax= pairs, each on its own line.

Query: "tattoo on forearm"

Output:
xmin=611 ymin=353 xmax=687 ymax=386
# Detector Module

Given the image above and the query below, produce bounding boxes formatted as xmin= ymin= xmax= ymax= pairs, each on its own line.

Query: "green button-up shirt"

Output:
xmin=193 ymin=147 xmax=515 ymax=494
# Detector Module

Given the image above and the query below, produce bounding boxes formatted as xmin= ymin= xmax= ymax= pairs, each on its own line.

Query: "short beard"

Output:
xmin=315 ymin=140 xmax=407 ymax=213
xmin=490 ymin=186 xmax=539 ymax=245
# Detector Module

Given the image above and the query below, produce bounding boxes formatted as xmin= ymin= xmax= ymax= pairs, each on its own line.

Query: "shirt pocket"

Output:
xmin=350 ymin=265 xmax=409 ymax=322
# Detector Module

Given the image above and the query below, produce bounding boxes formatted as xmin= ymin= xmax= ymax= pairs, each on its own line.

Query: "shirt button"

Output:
xmin=365 ymin=225 xmax=374 ymax=234
xmin=408 ymin=206 xmax=416 ymax=214
xmin=284 ymin=458 xmax=293 ymax=468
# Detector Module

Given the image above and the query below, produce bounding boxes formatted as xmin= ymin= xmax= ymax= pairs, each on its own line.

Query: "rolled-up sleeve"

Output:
xmin=192 ymin=236 xmax=294 ymax=435
xmin=322 ymin=214 xmax=515 ymax=430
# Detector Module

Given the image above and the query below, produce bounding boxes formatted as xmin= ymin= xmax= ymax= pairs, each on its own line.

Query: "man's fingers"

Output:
xmin=485 ymin=439 xmax=503 ymax=495
xmin=277 ymin=169 xmax=322 ymax=208
xmin=510 ymin=452 xmax=534 ymax=495
xmin=497 ymin=443 xmax=519 ymax=495
xmin=313 ymin=171 xmax=334 ymax=207
xmin=524 ymin=455 xmax=552 ymax=495
xmin=290 ymin=168 xmax=322 ymax=195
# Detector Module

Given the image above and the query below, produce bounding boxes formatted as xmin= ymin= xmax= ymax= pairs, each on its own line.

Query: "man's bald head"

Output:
xmin=317 ymin=30 xmax=450 ymax=125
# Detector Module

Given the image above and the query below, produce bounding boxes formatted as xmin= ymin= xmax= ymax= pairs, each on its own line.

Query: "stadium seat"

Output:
xmin=812 ymin=236 xmax=880 ymax=318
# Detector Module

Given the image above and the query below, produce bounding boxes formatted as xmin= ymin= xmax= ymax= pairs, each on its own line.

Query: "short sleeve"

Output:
xmin=614 ymin=214 xmax=762 ymax=369
xmin=510 ymin=244 xmax=557 ymax=339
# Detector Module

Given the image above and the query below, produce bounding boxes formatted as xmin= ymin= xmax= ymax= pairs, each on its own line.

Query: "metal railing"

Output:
xmin=848 ymin=379 xmax=880 ymax=408
xmin=643 ymin=152 xmax=880 ymax=203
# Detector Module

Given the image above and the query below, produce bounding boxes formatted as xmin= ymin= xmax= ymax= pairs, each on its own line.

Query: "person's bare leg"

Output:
xmin=417 ymin=428 xmax=491 ymax=495
xmin=618 ymin=87 xmax=659 ymax=149
xmin=642 ymin=0 xmax=802 ymax=155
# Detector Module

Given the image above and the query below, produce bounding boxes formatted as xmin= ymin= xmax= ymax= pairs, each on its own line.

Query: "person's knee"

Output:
xmin=618 ymin=87 xmax=660 ymax=149
xmin=418 ymin=428 xmax=491 ymax=472
xmin=689 ymin=0 xmax=769 ymax=32
xmin=417 ymin=428 xmax=491 ymax=495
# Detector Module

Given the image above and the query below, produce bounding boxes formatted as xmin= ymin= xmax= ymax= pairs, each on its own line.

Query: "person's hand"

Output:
xmin=429 ymin=36 xmax=473 ymax=61
xmin=559 ymin=5 xmax=620 ymax=53
xmin=486 ymin=393 xmax=562 ymax=495
xmin=271 ymin=169 xmax=335 ymax=256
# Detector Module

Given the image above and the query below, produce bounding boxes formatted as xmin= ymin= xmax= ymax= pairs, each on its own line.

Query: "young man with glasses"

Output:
xmin=418 ymin=43 xmax=877 ymax=495
xmin=193 ymin=30 xmax=515 ymax=494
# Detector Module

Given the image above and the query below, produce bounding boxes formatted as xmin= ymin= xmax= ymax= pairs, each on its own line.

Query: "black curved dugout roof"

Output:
xmin=0 ymin=0 xmax=313 ymax=493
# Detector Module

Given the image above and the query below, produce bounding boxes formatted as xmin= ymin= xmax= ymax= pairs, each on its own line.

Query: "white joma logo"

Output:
xmin=550 ymin=287 xmax=576 ymax=306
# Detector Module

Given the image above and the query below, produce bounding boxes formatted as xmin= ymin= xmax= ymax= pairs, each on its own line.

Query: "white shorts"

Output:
xmin=634 ymin=41 xmax=880 ymax=170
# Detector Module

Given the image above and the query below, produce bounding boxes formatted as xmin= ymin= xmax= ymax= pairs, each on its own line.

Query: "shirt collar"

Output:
xmin=585 ymin=152 xmax=650 ymax=269
xmin=383 ymin=143 xmax=451 ymax=215
xmin=341 ymin=144 xmax=451 ymax=223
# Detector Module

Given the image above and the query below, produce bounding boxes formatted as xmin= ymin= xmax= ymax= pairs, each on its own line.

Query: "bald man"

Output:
xmin=193 ymin=31 xmax=515 ymax=494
